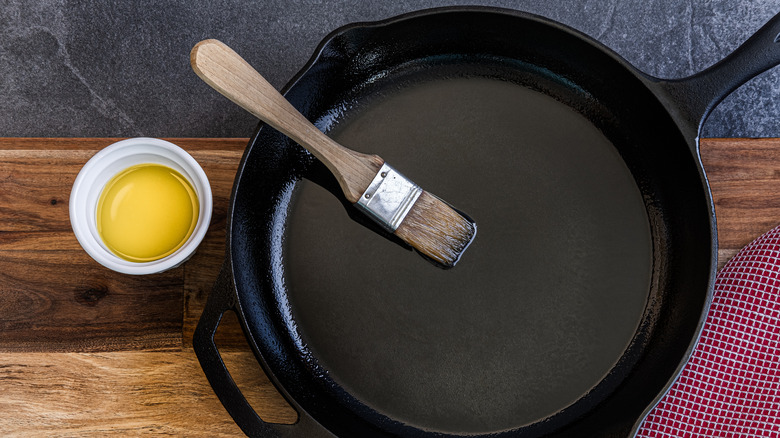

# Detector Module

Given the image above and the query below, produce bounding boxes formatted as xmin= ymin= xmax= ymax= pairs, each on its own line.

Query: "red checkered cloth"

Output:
xmin=636 ymin=225 xmax=780 ymax=437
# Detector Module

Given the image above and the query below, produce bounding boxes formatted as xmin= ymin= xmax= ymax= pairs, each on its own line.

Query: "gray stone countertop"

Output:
xmin=2 ymin=0 xmax=780 ymax=139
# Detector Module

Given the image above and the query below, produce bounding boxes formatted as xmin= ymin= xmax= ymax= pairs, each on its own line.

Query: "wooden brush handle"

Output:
xmin=190 ymin=39 xmax=383 ymax=202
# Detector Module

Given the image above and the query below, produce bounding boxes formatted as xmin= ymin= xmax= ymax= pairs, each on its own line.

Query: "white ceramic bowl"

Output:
xmin=70 ymin=138 xmax=212 ymax=275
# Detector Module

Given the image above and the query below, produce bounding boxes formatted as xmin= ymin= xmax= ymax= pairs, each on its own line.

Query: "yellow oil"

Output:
xmin=96 ymin=163 xmax=199 ymax=262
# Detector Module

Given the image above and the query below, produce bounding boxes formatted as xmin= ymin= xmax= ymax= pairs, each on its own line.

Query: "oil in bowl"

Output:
xmin=96 ymin=163 xmax=199 ymax=262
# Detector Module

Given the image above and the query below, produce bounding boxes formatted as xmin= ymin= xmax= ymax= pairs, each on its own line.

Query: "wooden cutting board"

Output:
xmin=0 ymin=137 xmax=778 ymax=435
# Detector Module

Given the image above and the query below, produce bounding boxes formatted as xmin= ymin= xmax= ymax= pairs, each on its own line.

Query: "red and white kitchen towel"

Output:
xmin=636 ymin=225 xmax=780 ymax=437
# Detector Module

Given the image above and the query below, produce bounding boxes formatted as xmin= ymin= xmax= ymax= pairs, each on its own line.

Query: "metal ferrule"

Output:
xmin=355 ymin=163 xmax=422 ymax=232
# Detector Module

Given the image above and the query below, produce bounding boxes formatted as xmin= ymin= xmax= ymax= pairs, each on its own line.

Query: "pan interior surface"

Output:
xmin=283 ymin=72 xmax=653 ymax=433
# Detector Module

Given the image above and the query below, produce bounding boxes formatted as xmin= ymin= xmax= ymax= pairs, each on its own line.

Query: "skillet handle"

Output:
xmin=653 ymin=12 xmax=780 ymax=138
xmin=193 ymin=264 xmax=335 ymax=438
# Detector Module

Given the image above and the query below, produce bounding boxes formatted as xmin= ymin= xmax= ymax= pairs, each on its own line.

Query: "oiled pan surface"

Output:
xmin=285 ymin=66 xmax=650 ymax=432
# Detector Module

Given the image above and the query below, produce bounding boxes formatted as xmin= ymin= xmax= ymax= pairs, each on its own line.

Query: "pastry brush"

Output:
xmin=190 ymin=39 xmax=476 ymax=268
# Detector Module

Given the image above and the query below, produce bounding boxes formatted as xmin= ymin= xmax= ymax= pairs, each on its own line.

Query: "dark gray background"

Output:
xmin=2 ymin=1 xmax=779 ymax=138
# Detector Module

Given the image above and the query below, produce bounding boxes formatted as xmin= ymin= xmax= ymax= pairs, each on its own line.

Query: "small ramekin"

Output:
xmin=69 ymin=137 xmax=212 ymax=275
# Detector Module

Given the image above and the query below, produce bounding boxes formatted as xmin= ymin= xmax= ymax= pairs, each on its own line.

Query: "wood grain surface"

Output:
xmin=0 ymin=137 xmax=778 ymax=435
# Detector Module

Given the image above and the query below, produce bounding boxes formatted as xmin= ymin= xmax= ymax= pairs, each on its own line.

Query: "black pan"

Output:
xmin=194 ymin=7 xmax=780 ymax=437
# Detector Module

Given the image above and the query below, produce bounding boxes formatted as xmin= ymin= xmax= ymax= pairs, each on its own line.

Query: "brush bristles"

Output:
xmin=394 ymin=191 xmax=476 ymax=268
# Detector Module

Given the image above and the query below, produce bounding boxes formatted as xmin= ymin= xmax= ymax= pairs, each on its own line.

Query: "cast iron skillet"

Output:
xmin=194 ymin=7 xmax=780 ymax=437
